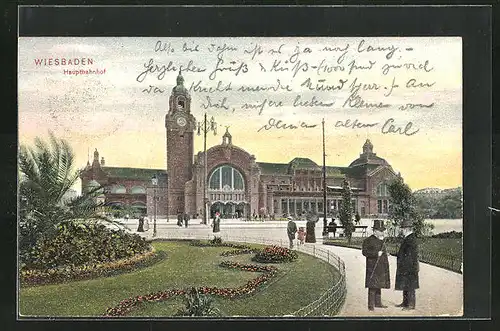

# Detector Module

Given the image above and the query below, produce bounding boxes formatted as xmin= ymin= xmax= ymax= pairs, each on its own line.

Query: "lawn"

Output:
xmin=323 ymin=237 xmax=462 ymax=272
xmin=19 ymin=240 xmax=339 ymax=317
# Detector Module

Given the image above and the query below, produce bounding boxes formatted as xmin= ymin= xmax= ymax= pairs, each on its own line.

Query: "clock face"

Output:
xmin=176 ymin=116 xmax=187 ymax=127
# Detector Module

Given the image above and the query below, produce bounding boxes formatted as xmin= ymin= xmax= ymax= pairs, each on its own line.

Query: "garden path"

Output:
xmin=134 ymin=220 xmax=463 ymax=317
xmin=317 ymin=244 xmax=463 ymax=317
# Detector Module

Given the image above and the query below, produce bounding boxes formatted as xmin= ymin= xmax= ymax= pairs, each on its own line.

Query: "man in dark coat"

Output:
xmin=395 ymin=219 xmax=419 ymax=310
xmin=328 ymin=218 xmax=337 ymax=238
xmin=177 ymin=212 xmax=183 ymax=227
xmin=355 ymin=212 xmax=361 ymax=225
xmin=362 ymin=219 xmax=390 ymax=311
xmin=183 ymin=213 xmax=189 ymax=228
xmin=305 ymin=212 xmax=319 ymax=243
xmin=286 ymin=216 xmax=297 ymax=249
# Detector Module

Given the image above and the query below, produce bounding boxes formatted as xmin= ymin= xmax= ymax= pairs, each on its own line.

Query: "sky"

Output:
xmin=18 ymin=37 xmax=462 ymax=193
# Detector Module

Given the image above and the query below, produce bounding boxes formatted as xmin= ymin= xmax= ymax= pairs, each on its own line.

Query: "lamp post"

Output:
xmin=197 ymin=113 xmax=217 ymax=225
xmin=322 ymin=118 xmax=328 ymax=235
xmin=151 ymin=174 xmax=158 ymax=237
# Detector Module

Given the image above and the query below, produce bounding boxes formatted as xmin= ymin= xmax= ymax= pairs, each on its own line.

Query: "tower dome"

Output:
xmin=172 ymin=69 xmax=188 ymax=94
xmin=349 ymin=139 xmax=388 ymax=167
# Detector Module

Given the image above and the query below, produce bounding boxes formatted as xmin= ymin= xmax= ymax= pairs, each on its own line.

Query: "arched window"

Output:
xmin=111 ymin=185 xmax=126 ymax=194
xmin=209 ymin=165 xmax=245 ymax=191
xmin=130 ymin=186 xmax=146 ymax=194
xmin=376 ymin=183 xmax=389 ymax=196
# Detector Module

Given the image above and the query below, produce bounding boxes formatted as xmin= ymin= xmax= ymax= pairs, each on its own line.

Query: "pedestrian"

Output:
xmin=395 ymin=219 xmax=420 ymax=310
xmin=212 ymin=211 xmax=221 ymax=236
xmin=305 ymin=211 xmax=319 ymax=243
xmin=177 ymin=212 xmax=183 ymax=227
xmin=297 ymin=227 xmax=306 ymax=245
xmin=143 ymin=215 xmax=150 ymax=231
xmin=137 ymin=215 xmax=144 ymax=232
xmin=329 ymin=218 xmax=337 ymax=238
xmin=286 ymin=216 xmax=297 ymax=249
xmin=184 ymin=213 xmax=189 ymax=228
xmin=355 ymin=212 xmax=361 ymax=225
xmin=362 ymin=219 xmax=390 ymax=311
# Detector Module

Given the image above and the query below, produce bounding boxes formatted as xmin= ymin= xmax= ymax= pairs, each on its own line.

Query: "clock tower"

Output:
xmin=166 ymin=70 xmax=196 ymax=216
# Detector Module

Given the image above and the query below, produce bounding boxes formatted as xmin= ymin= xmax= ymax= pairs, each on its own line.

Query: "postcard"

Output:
xmin=18 ymin=36 xmax=463 ymax=318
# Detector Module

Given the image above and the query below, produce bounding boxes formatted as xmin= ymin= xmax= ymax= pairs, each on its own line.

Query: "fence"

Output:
xmin=154 ymin=232 xmax=347 ymax=317
xmin=324 ymin=239 xmax=462 ymax=274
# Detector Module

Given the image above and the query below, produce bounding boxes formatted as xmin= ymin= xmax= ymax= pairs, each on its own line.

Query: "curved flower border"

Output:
xmin=103 ymin=261 xmax=278 ymax=317
xmin=21 ymin=247 xmax=162 ymax=287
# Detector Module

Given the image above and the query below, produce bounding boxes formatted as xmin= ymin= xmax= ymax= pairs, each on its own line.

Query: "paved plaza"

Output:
xmin=122 ymin=218 xmax=463 ymax=317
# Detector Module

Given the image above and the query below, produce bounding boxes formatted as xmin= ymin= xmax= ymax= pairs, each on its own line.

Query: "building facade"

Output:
xmin=80 ymin=72 xmax=399 ymax=219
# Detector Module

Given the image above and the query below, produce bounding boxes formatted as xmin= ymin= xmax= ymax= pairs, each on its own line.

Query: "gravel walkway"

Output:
xmin=132 ymin=220 xmax=463 ymax=317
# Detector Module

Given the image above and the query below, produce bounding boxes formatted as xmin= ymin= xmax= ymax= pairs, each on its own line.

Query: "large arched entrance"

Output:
xmin=208 ymin=165 xmax=247 ymax=219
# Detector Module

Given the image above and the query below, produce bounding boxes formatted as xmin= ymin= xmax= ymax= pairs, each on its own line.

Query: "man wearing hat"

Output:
xmin=286 ymin=216 xmax=298 ymax=249
xmin=395 ymin=219 xmax=419 ymax=310
xmin=362 ymin=219 xmax=390 ymax=311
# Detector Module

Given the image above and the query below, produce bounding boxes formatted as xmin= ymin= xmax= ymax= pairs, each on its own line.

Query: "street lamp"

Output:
xmin=151 ymin=174 xmax=158 ymax=237
xmin=322 ymin=118 xmax=328 ymax=235
xmin=197 ymin=113 xmax=217 ymax=225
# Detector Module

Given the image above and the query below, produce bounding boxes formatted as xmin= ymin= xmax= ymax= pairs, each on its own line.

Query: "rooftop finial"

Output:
xmin=222 ymin=126 xmax=232 ymax=145
xmin=176 ymin=69 xmax=184 ymax=86
xmin=362 ymin=139 xmax=374 ymax=155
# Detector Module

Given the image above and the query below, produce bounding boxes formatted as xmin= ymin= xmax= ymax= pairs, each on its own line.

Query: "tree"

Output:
xmin=18 ymin=132 xmax=115 ymax=256
xmin=387 ymin=176 xmax=433 ymax=237
xmin=414 ymin=188 xmax=463 ymax=219
xmin=339 ymin=178 xmax=354 ymax=244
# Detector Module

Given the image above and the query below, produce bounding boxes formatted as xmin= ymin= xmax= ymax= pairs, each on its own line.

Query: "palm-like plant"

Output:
xmin=175 ymin=287 xmax=222 ymax=317
xmin=18 ymin=132 xmax=115 ymax=254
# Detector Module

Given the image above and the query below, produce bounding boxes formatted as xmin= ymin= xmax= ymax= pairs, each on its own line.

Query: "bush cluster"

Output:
xmin=22 ymin=221 xmax=151 ymax=270
xmin=209 ymin=236 xmax=223 ymax=245
xmin=252 ymin=245 xmax=298 ymax=263
xmin=21 ymin=249 xmax=161 ymax=286
xmin=431 ymin=231 xmax=462 ymax=239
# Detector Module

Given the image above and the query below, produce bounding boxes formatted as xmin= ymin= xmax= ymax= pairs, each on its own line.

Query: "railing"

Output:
xmin=324 ymin=240 xmax=462 ymax=274
xmin=153 ymin=232 xmax=347 ymax=317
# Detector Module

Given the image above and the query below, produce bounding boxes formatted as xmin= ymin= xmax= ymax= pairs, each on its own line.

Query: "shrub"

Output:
xmin=431 ymin=231 xmax=463 ymax=239
xmin=252 ymin=245 xmax=298 ymax=263
xmin=209 ymin=236 xmax=223 ymax=245
xmin=174 ymin=287 xmax=222 ymax=317
xmin=21 ymin=248 xmax=162 ymax=286
xmin=22 ymin=220 xmax=151 ymax=270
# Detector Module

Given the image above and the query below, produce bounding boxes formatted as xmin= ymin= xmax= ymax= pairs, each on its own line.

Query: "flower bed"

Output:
xmin=189 ymin=239 xmax=259 ymax=257
xmin=190 ymin=240 xmax=250 ymax=250
xmin=252 ymin=245 xmax=298 ymax=263
xmin=21 ymin=247 xmax=162 ymax=286
xmin=104 ymin=261 xmax=278 ymax=317
xmin=220 ymin=248 xmax=260 ymax=256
